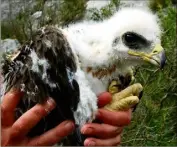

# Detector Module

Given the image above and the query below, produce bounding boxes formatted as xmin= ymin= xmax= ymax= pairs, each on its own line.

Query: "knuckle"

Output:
xmin=54 ymin=129 xmax=65 ymax=139
xmin=11 ymin=123 xmax=23 ymax=136
xmin=115 ymin=127 xmax=123 ymax=134
xmin=33 ymin=107 xmax=47 ymax=118
xmin=1 ymin=103 xmax=11 ymax=115
xmin=28 ymin=139 xmax=40 ymax=146
xmin=33 ymin=140 xmax=40 ymax=146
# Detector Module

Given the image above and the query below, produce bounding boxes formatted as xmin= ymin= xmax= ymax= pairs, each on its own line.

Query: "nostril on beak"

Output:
xmin=153 ymin=50 xmax=158 ymax=54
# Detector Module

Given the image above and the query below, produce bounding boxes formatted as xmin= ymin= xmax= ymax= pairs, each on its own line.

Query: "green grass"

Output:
xmin=121 ymin=5 xmax=177 ymax=146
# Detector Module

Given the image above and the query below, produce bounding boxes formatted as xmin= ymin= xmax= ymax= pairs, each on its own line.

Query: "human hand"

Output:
xmin=1 ymin=89 xmax=75 ymax=146
xmin=81 ymin=92 xmax=132 ymax=146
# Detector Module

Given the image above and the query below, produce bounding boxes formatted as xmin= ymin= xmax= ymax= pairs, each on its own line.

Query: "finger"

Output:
xmin=84 ymin=135 xmax=121 ymax=146
xmin=10 ymin=98 xmax=56 ymax=138
xmin=81 ymin=123 xmax=123 ymax=138
xmin=96 ymin=109 xmax=131 ymax=126
xmin=1 ymin=89 xmax=23 ymax=112
xmin=1 ymin=89 xmax=23 ymax=126
xmin=97 ymin=92 xmax=112 ymax=108
xmin=27 ymin=120 xmax=75 ymax=146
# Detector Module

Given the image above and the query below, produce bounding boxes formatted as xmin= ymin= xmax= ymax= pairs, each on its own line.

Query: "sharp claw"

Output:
xmin=139 ymin=90 xmax=144 ymax=99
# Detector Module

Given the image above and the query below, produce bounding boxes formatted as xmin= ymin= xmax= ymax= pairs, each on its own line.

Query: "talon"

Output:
xmin=139 ymin=90 xmax=143 ymax=99
xmin=108 ymin=80 xmax=121 ymax=94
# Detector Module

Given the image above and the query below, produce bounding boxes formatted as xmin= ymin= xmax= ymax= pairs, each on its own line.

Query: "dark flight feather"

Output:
xmin=1 ymin=26 xmax=80 ymax=139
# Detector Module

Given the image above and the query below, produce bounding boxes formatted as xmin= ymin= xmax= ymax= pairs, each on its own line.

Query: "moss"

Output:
xmin=149 ymin=0 xmax=173 ymax=12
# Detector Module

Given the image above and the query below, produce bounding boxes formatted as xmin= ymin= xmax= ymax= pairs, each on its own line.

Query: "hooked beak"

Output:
xmin=128 ymin=44 xmax=166 ymax=69
xmin=148 ymin=45 xmax=166 ymax=69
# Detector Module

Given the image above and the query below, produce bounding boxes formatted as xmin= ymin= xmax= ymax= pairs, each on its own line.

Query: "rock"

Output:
xmin=1 ymin=0 xmax=148 ymax=21
xmin=0 ymin=39 xmax=21 ymax=52
xmin=0 ymin=39 xmax=21 ymax=98
xmin=30 ymin=11 xmax=43 ymax=31
xmin=1 ymin=0 xmax=35 ymax=20
xmin=32 ymin=11 xmax=42 ymax=19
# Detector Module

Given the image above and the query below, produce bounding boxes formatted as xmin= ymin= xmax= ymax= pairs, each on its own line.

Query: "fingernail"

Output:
xmin=86 ymin=141 xmax=96 ymax=146
xmin=8 ymin=88 xmax=23 ymax=97
xmin=45 ymin=98 xmax=56 ymax=112
xmin=9 ymin=87 xmax=17 ymax=92
xmin=82 ymin=127 xmax=92 ymax=134
xmin=65 ymin=121 xmax=75 ymax=130
xmin=9 ymin=88 xmax=20 ymax=94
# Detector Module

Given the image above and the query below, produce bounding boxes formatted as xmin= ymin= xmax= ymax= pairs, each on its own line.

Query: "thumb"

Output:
xmin=97 ymin=92 xmax=112 ymax=108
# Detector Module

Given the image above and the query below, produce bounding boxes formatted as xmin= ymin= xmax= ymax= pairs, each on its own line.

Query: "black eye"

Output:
xmin=124 ymin=34 xmax=137 ymax=43
xmin=123 ymin=32 xmax=150 ymax=49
